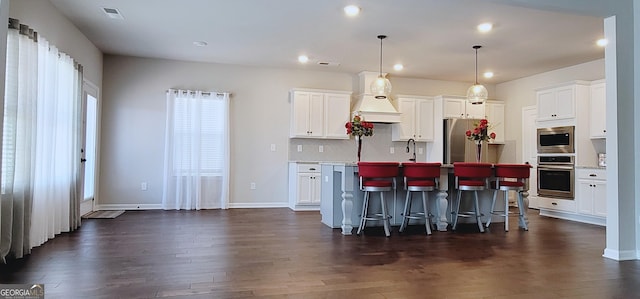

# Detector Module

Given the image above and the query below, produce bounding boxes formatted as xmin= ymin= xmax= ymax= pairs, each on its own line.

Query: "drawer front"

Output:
xmin=538 ymin=197 xmax=577 ymax=212
xmin=576 ymin=168 xmax=606 ymax=180
xmin=297 ymin=163 xmax=320 ymax=173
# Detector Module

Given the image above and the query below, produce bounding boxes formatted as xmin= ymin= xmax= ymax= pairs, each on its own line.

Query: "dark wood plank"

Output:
xmin=1 ymin=208 xmax=639 ymax=298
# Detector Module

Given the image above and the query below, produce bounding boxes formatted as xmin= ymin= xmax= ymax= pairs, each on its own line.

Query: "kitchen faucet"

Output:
xmin=406 ymin=138 xmax=416 ymax=162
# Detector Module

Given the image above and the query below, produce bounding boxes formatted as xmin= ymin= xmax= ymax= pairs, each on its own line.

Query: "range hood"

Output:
xmin=351 ymin=71 xmax=401 ymax=123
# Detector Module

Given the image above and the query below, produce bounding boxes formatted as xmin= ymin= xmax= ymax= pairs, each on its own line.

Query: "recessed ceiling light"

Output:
xmin=477 ymin=22 xmax=493 ymax=33
xmin=298 ymin=55 xmax=309 ymax=63
xmin=193 ymin=41 xmax=208 ymax=47
xmin=344 ymin=5 xmax=360 ymax=17
xmin=483 ymin=71 xmax=494 ymax=79
xmin=393 ymin=64 xmax=404 ymax=71
xmin=597 ymin=38 xmax=608 ymax=47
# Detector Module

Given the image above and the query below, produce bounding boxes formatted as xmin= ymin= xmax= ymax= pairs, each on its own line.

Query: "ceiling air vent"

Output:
xmin=102 ymin=7 xmax=124 ymax=19
xmin=317 ymin=61 xmax=340 ymax=67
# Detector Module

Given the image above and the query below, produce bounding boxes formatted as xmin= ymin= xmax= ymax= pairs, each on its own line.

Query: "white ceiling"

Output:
xmin=48 ymin=0 xmax=605 ymax=84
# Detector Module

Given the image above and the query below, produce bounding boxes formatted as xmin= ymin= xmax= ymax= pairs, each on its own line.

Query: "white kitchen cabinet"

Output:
xmin=536 ymin=82 xmax=589 ymax=124
xmin=288 ymin=162 xmax=321 ymax=211
xmin=290 ymin=89 xmax=350 ymax=139
xmin=392 ymin=96 xmax=434 ymax=141
xmin=576 ymin=168 xmax=607 ymax=218
xmin=589 ymin=80 xmax=606 ymax=139
xmin=485 ymin=101 xmax=505 ymax=144
xmin=443 ymin=96 xmax=486 ymax=119
xmin=538 ymin=197 xmax=576 ymax=213
xmin=324 ymin=93 xmax=352 ymax=139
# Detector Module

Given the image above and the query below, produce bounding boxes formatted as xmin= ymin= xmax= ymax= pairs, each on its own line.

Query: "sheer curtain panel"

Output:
xmin=0 ymin=19 xmax=83 ymax=262
xmin=162 ymin=90 xmax=230 ymax=210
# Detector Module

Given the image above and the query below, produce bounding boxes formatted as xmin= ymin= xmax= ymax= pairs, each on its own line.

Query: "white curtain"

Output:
xmin=162 ymin=89 xmax=230 ymax=210
xmin=0 ymin=19 xmax=82 ymax=262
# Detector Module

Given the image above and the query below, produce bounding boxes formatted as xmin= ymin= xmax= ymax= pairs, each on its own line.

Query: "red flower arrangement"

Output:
xmin=345 ymin=114 xmax=374 ymax=137
xmin=465 ymin=118 xmax=496 ymax=144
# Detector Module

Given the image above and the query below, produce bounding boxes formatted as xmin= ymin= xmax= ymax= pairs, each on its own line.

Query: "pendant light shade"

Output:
xmin=371 ymin=35 xmax=392 ymax=99
xmin=467 ymin=45 xmax=488 ymax=105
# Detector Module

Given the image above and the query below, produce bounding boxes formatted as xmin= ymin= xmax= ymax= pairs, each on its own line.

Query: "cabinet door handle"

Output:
xmin=309 ymin=168 xmax=316 ymax=171
xmin=552 ymin=202 xmax=558 ymax=205
xmin=589 ymin=174 xmax=597 ymax=177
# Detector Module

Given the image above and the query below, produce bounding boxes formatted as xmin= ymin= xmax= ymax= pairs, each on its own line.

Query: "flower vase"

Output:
xmin=475 ymin=141 xmax=482 ymax=163
xmin=356 ymin=135 xmax=362 ymax=162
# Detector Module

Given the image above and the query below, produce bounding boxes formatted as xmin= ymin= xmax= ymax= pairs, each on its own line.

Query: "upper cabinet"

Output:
xmin=290 ymin=89 xmax=351 ymax=139
xmin=589 ymin=80 xmax=606 ymax=139
xmin=392 ymin=96 xmax=434 ymax=142
xmin=536 ymin=81 xmax=589 ymax=126
xmin=443 ymin=96 xmax=486 ymax=119
xmin=485 ymin=101 xmax=505 ymax=144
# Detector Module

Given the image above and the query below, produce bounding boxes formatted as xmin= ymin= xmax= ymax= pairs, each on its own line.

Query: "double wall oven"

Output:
xmin=537 ymin=126 xmax=575 ymax=199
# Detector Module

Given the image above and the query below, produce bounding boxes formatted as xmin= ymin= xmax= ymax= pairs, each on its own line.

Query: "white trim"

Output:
xmin=539 ymin=209 xmax=606 ymax=226
xmin=94 ymin=204 xmax=163 ymax=210
xmin=228 ymin=202 xmax=289 ymax=209
xmin=290 ymin=205 xmax=321 ymax=211
xmin=602 ymin=248 xmax=639 ymax=261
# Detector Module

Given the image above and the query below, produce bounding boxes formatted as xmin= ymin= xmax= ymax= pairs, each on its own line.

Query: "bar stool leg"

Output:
xmin=503 ymin=190 xmax=509 ymax=232
xmin=399 ymin=191 xmax=411 ymax=233
xmin=452 ymin=190 xmax=462 ymax=230
xmin=422 ymin=191 xmax=432 ymax=235
xmin=473 ymin=191 xmax=485 ymax=233
xmin=517 ymin=191 xmax=529 ymax=231
xmin=357 ymin=191 xmax=370 ymax=235
xmin=380 ymin=193 xmax=391 ymax=237
xmin=486 ymin=190 xmax=498 ymax=228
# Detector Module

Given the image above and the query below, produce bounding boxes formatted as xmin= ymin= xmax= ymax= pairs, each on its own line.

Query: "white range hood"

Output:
xmin=351 ymin=71 xmax=401 ymax=123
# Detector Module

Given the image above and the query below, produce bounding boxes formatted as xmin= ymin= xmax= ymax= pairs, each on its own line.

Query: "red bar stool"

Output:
xmin=486 ymin=163 xmax=532 ymax=231
xmin=357 ymin=162 xmax=400 ymax=237
xmin=399 ymin=162 xmax=441 ymax=235
xmin=452 ymin=162 xmax=493 ymax=233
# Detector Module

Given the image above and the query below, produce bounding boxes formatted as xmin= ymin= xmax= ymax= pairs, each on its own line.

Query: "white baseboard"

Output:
xmin=228 ymin=202 xmax=289 ymax=209
xmin=603 ymin=248 xmax=639 ymax=261
xmin=94 ymin=204 xmax=163 ymax=210
xmin=96 ymin=202 xmax=293 ymax=210
xmin=539 ymin=209 xmax=606 ymax=226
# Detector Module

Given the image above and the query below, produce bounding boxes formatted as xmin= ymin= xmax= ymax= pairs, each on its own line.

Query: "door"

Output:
xmin=80 ymin=81 xmax=99 ymax=216
xmin=522 ymin=106 xmax=538 ymax=208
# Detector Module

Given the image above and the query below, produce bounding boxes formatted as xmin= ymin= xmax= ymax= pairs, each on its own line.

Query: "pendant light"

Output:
xmin=371 ymin=35 xmax=392 ymax=99
xmin=467 ymin=45 xmax=488 ymax=105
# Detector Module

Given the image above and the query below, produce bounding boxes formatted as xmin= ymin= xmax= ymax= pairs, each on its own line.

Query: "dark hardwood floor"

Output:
xmin=1 ymin=208 xmax=639 ymax=298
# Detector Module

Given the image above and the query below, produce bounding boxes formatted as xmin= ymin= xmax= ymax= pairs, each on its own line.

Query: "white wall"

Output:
xmin=495 ymin=59 xmax=605 ymax=163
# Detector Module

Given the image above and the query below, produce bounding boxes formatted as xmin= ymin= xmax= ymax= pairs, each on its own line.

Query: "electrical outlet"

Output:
xmin=390 ymin=147 xmax=395 ymax=154
xmin=297 ymin=145 xmax=303 ymax=152
xmin=250 ymin=182 xmax=256 ymax=190
xmin=141 ymin=182 xmax=148 ymax=191
xmin=418 ymin=147 xmax=424 ymax=154
xmin=270 ymin=144 xmax=276 ymax=151
xmin=319 ymin=145 xmax=324 ymax=153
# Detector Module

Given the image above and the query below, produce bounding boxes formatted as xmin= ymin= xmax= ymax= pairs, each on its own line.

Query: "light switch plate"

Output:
xmin=319 ymin=145 xmax=324 ymax=153
xmin=270 ymin=144 xmax=276 ymax=151
xmin=418 ymin=147 xmax=424 ymax=154
xmin=297 ymin=145 xmax=303 ymax=152
xmin=390 ymin=147 xmax=395 ymax=154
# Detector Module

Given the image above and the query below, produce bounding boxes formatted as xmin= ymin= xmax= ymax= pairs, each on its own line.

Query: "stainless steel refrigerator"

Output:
xmin=443 ymin=118 xmax=490 ymax=164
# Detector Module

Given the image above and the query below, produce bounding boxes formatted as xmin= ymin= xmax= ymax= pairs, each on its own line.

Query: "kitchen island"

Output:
xmin=320 ymin=162 xmax=530 ymax=235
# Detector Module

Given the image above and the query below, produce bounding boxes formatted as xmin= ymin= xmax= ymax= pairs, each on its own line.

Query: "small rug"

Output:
xmin=82 ymin=210 xmax=125 ymax=219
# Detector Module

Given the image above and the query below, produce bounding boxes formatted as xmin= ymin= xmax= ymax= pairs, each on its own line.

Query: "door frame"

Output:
xmin=80 ymin=80 xmax=101 ymax=216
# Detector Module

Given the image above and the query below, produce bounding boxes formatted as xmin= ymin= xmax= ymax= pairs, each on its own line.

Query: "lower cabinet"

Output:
xmin=288 ymin=162 xmax=321 ymax=211
xmin=576 ymin=168 xmax=607 ymax=218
